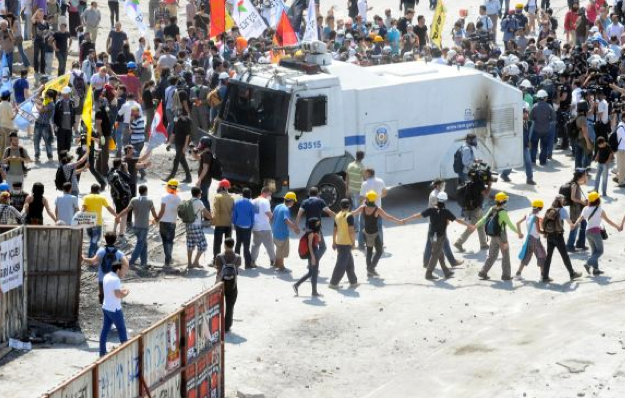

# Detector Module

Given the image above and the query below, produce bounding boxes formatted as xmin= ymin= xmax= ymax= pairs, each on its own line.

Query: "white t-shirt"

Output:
xmin=360 ymin=177 xmax=386 ymax=207
xmin=582 ymin=206 xmax=603 ymax=230
xmin=357 ymin=0 xmax=368 ymax=21
xmin=526 ymin=213 xmax=540 ymax=238
xmin=102 ymin=272 xmax=122 ymax=312
xmin=160 ymin=193 xmax=182 ymax=223
xmin=90 ymin=73 xmax=108 ymax=90
xmin=117 ymin=100 xmax=142 ymax=124
xmin=617 ymin=123 xmax=625 ymax=151
xmin=192 ymin=198 xmax=205 ymax=226
xmin=252 ymin=197 xmax=272 ymax=231
xmin=55 ymin=193 xmax=79 ymax=225
xmin=598 ymin=100 xmax=609 ymax=124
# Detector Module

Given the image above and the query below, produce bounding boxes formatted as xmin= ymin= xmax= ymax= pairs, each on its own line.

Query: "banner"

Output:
xmin=210 ymin=0 xmax=226 ymax=38
xmin=260 ymin=0 xmax=285 ymax=28
xmin=14 ymin=96 xmax=38 ymax=131
xmin=43 ymin=74 xmax=70 ymax=96
xmin=71 ymin=211 xmax=97 ymax=228
xmin=148 ymin=102 xmax=168 ymax=149
xmin=0 ymin=234 xmax=23 ymax=294
xmin=83 ymin=86 xmax=93 ymax=148
xmin=274 ymin=10 xmax=298 ymax=46
xmin=302 ymin=0 xmax=317 ymax=42
xmin=124 ymin=0 xmax=147 ymax=35
xmin=231 ymin=0 xmax=268 ymax=40
xmin=430 ymin=0 xmax=446 ymax=49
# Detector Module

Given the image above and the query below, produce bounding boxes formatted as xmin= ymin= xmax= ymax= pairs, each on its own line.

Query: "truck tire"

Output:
xmin=318 ymin=174 xmax=346 ymax=212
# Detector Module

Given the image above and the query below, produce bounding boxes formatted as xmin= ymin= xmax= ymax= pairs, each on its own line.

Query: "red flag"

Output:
xmin=274 ymin=10 xmax=298 ymax=47
xmin=148 ymin=102 xmax=168 ymax=149
xmin=210 ymin=0 xmax=226 ymax=39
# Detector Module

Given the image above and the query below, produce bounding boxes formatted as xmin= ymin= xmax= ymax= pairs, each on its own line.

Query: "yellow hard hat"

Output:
xmin=366 ymin=190 xmax=378 ymax=202
xmin=167 ymin=179 xmax=179 ymax=189
xmin=531 ymin=199 xmax=544 ymax=208
xmin=374 ymin=35 xmax=384 ymax=43
xmin=295 ymin=49 xmax=304 ymax=57
xmin=588 ymin=191 xmax=600 ymax=202
xmin=515 ymin=3 xmax=524 ymax=8
xmin=284 ymin=191 xmax=297 ymax=202
xmin=495 ymin=192 xmax=509 ymax=202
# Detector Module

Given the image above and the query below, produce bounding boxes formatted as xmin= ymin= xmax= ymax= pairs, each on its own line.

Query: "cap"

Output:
xmin=61 ymin=87 xmax=72 ymax=94
xmin=536 ymin=89 xmax=548 ymax=99
xmin=284 ymin=191 xmax=297 ymax=202
xmin=218 ymin=179 xmax=231 ymax=189
xmin=366 ymin=190 xmax=378 ymax=202
xmin=588 ymin=191 xmax=600 ymax=202
xmin=166 ymin=179 xmax=179 ymax=189
xmin=436 ymin=192 xmax=449 ymax=202
xmin=373 ymin=35 xmax=384 ymax=43
xmin=127 ymin=61 xmax=137 ymax=69
xmin=495 ymin=192 xmax=509 ymax=202
xmin=0 ymin=182 xmax=9 ymax=191
xmin=531 ymin=199 xmax=544 ymax=208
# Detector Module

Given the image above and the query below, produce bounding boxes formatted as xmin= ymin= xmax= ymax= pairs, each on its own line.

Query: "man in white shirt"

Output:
xmin=90 ymin=66 xmax=110 ymax=91
xmin=477 ymin=5 xmax=493 ymax=33
xmin=597 ymin=91 xmax=610 ymax=144
xmin=157 ymin=179 xmax=182 ymax=266
xmin=359 ymin=168 xmax=387 ymax=244
xmin=55 ymin=182 xmax=79 ymax=225
xmin=607 ymin=13 xmax=624 ymax=40
xmin=615 ymin=112 xmax=625 ymax=186
xmin=99 ymin=262 xmax=129 ymax=357
xmin=117 ymin=93 xmax=142 ymax=148
xmin=357 ymin=0 xmax=372 ymax=23
xmin=251 ymin=187 xmax=275 ymax=268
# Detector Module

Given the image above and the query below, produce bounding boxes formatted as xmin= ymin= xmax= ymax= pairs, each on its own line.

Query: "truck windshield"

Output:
xmin=222 ymin=82 xmax=290 ymax=134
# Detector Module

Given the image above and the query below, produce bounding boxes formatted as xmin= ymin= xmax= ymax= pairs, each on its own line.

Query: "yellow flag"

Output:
xmin=430 ymin=0 xmax=446 ymax=49
xmin=42 ymin=74 xmax=70 ymax=96
xmin=82 ymin=85 xmax=93 ymax=148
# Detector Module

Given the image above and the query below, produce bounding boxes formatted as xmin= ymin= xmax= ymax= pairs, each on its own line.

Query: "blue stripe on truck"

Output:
xmin=344 ymin=119 xmax=488 ymax=146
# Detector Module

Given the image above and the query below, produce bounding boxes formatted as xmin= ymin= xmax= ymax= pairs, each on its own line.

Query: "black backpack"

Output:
xmin=608 ymin=127 xmax=622 ymax=152
xmin=100 ymin=246 xmax=119 ymax=275
xmin=72 ymin=71 xmax=86 ymax=97
xmin=55 ymin=165 xmax=73 ymax=190
xmin=453 ymin=145 xmax=469 ymax=174
xmin=484 ymin=208 xmax=503 ymax=237
xmin=209 ymin=152 xmax=223 ymax=180
xmin=456 ymin=181 xmax=483 ymax=210
xmin=558 ymin=181 xmax=573 ymax=207
xmin=107 ymin=170 xmax=132 ymax=202
xmin=542 ymin=208 xmax=564 ymax=234
xmin=218 ymin=254 xmax=237 ymax=281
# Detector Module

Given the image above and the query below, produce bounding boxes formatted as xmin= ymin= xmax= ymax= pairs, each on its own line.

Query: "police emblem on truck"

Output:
xmin=374 ymin=126 xmax=390 ymax=150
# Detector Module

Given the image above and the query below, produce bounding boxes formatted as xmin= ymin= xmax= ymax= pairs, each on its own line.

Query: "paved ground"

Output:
xmin=4 ymin=1 xmax=625 ymax=398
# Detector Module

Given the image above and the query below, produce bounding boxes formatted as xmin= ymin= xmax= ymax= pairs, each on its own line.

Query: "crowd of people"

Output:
xmin=2 ymin=0 xmax=625 ymax=350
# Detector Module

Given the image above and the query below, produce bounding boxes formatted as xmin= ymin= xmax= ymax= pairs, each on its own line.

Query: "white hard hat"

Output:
xmin=464 ymin=60 xmax=475 ymax=69
xmin=436 ymin=191 xmax=448 ymax=202
xmin=61 ymin=87 xmax=72 ymax=94
xmin=447 ymin=49 xmax=457 ymax=62
xmin=540 ymin=66 xmax=553 ymax=77
xmin=550 ymin=60 xmax=566 ymax=73
xmin=506 ymin=54 xmax=520 ymax=66
xmin=218 ymin=72 xmax=229 ymax=80
xmin=519 ymin=79 xmax=533 ymax=89
xmin=504 ymin=64 xmax=520 ymax=76
xmin=536 ymin=89 xmax=548 ymax=99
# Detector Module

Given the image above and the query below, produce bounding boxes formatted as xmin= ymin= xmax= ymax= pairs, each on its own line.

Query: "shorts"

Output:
xmin=186 ymin=224 xmax=207 ymax=252
xmin=274 ymin=238 xmax=289 ymax=258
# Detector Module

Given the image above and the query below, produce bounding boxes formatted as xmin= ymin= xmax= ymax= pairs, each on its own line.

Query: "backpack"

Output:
xmin=107 ymin=170 xmax=132 ymax=202
xmin=484 ymin=208 xmax=503 ymax=237
xmin=209 ymin=152 xmax=223 ymax=180
xmin=100 ymin=246 xmax=119 ymax=276
xmin=72 ymin=71 xmax=86 ymax=97
xmin=608 ymin=126 xmax=622 ymax=152
xmin=4 ymin=146 xmax=28 ymax=173
xmin=298 ymin=232 xmax=313 ymax=259
xmin=177 ymin=198 xmax=200 ymax=224
xmin=558 ymin=181 xmax=573 ymax=207
xmin=218 ymin=254 xmax=237 ymax=282
xmin=542 ymin=208 xmax=563 ymax=234
xmin=452 ymin=146 xmax=466 ymax=174
xmin=456 ymin=181 xmax=482 ymax=210
xmin=55 ymin=165 xmax=73 ymax=190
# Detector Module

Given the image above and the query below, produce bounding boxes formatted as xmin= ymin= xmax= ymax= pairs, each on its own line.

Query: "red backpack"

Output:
xmin=298 ymin=232 xmax=319 ymax=259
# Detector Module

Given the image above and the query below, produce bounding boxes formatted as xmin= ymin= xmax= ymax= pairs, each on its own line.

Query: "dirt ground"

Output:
xmin=3 ymin=1 xmax=625 ymax=398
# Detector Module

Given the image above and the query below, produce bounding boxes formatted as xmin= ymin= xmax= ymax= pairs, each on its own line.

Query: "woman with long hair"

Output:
xmin=23 ymin=182 xmax=56 ymax=225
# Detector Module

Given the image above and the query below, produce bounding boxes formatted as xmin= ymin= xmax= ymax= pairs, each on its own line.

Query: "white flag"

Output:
xmin=125 ymin=0 xmax=147 ymax=35
xmin=302 ymin=0 xmax=318 ymax=42
xmin=231 ymin=0 xmax=268 ymax=40
xmin=260 ymin=0 xmax=285 ymax=29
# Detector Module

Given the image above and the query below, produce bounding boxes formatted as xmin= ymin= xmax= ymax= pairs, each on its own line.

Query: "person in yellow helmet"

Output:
xmin=572 ymin=191 xmax=622 ymax=277
xmin=156 ymin=178 xmax=182 ymax=267
xmin=514 ymin=199 xmax=546 ymax=279
xmin=475 ymin=192 xmax=523 ymax=281
xmin=272 ymin=192 xmax=300 ymax=272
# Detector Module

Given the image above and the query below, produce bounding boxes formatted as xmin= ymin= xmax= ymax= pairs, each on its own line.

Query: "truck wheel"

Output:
xmin=318 ymin=174 xmax=346 ymax=212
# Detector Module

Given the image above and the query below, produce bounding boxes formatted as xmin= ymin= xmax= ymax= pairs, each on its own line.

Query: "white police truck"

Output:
xmin=212 ymin=43 xmax=524 ymax=210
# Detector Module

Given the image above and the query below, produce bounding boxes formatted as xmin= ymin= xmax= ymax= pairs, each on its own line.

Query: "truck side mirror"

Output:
xmin=295 ymin=98 xmax=314 ymax=132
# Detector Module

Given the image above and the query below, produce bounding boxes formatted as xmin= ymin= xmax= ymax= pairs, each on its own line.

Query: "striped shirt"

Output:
xmin=130 ymin=117 xmax=146 ymax=144
xmin=0 ymin=204 xmax=23 ymax=224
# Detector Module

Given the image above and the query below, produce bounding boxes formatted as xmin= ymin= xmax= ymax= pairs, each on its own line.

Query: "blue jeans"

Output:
xmin=17 ymin=42 xmax=30 ymax=68
xmin=594 ymin=162 xmax=609 ymax=196
xmin=2 ymin=50 xmax=12 ymax=75
xmin=574 ymin=142 xmax=591 ymax=169
xmin=100 ymin=308 xmax=128 ymax=356
xmin=87 ymin=226 xmax=102 ymax=257
xmin=530 ymin=130 xmax=549 ymax=164
xmin=567 ymin=219 xmax=586 ymax=249
xmin=129 ymin=227 xmax=149 ymax=266
xmin=34 ymin=123 xmax=53 ymax=158
xmin=166 ymin=109 xmax=175 ymax=138
xmin=586 ymin=231 xmax=603 ymax=269
xmin=200 ymin=179 xmax=211 ymax=211
xmin=159 ymin=222 xmax=176 ymax=265
xmin=546 ymin=122 xmax=556 ymax=159
xmin=55 ymin=51 xmax=68 ymax=75
xmin=524 ymin=147 xmax=534 ymax=181
xmin=114 ymin=124 xmax=124 ymax=157
xmin=423 ymin=229 xmax=457 ymax=265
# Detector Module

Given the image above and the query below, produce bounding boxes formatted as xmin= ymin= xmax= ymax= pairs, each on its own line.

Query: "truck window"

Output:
xmin=222 ymin=82 xmax=290 ymax=134
xmin=295 ymin=96 xmax=327 ymax=132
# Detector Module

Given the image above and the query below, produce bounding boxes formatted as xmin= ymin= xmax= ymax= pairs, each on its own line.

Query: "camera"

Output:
xmin=468 ymin=162 xmax=498 ymax=184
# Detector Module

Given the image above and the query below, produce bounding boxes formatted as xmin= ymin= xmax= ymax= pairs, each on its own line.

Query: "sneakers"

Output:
xmin=328 ymin=284 xmax=340 ymax=290
xmin=349 ymin=283 xmax=360 ymax=289
xmin=593 ymin=268 xmax=604 ymax=276
xmin=583 ymin=264 xmax=591 ymax=274
xmin=292 ymin=284 xmax=299 ymax=296
xmin=541 ymin=277 xmax=554 ymax=283
xmin=452 ymin=259 xmax=464 ymax=267
xmin=501 ymin=275 xmax=513 ymax=281
xmin=478 ymin=271 xmax=490 ymax=280
xmin=453 ymin=242 xmax=465 ymax=252
xmin=514 ymin=272 xmax=524 ymax=280
xmin=566 ymin=246 xmax=576 ymax=253
xmin=501 ymin=175 xmax=511 ymax=182
xmin=480 ymin=244 xmax=490 ymax=250
xmin=526 ymin=179 xmax=537 ymax=185
xmin=570 ymin=271 xmax=583 ymax=281
xmin=425 ymin=272 xmax=439 ymax=280
xmin=367 ymin=270 xmax=380 ymax=277
xmin=443 ymin=271 xmax=454 ymax=279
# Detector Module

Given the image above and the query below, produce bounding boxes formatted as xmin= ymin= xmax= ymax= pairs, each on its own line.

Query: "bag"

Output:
xmin=608 ymin=127 xmax=622 ymax=152
xmin=100 ymin=246 xmax=119 ymax=276
xmin=209 ymin=153 xmax=223 ymax=179
xmin=107 ymin=170 xmax=132 ymax=202
xmin=484 ymin=208 xmax=502 ymax=237
xmin=207 ymin=88 xmax=222 ymax=108
xmin=452 ymin=145 xmax=465 ymax=174
xmin=542 ymin=208 xmax=563 ymax=234
xmin=558 ymin=182 xmax=573 ymax=207
xmin=218 ymin=254 xmax=237 ymax=281
xmin=72 ymin=71 xmax=86 ymax=97
xmin=298 ymin=232 xmax=312 ymax=259
xmin=177 ymin=198 xmax=199 ymax=224
xmin=55 ymin=165 xmax=73 ymax=190
xmin=456 ymin=181 xmax=482 ymax=210
xmin=601 ymin=227 xmax=608 ymax=240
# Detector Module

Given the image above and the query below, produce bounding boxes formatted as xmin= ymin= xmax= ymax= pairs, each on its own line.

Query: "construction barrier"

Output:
xmin=0 ymin=226 xmax=27 ymax=347
xmin=43 ymin=283 xmax=225 ymax=398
